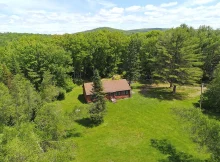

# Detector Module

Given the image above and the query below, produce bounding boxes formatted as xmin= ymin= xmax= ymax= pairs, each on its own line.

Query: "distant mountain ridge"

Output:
xmin=82 ymin=27 xmax=168 ymax=34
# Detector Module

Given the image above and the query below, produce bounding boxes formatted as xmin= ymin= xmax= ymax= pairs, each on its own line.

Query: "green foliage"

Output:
xmin=123 ymin=34 xmax=141 ymax=84
xmin=153 ymin=25 xmax=203 ymax=91
xmin=89 ymin=70 xmax=106 ymax=125
xmin=0 ymin=25 xmax=220 ymax=84
xmin=10 ymin=75 xmax=41 ymax=124
xmin=89 ymin=100 xmax=105 ymax=125
xmin=1 ymin=123 xmax=42 ymax=162
xmin=174 ymin=107 xmax=220 ymax=161
xmin=0 ymin=64 xmax=13 ymax=88
xmin=139 ymin=31 xmax=162 ymax=80
xmin=203 ymin=64 xmax=220 ymax=112
xmin=35 ymin=103 xmax=65 ymax=141
xmin=112 ymin=74 xmax=122 ymax=80
xmin=0 ymin=83 xmax=15 ymax=126
xmin=197 ymin=26 xmax=220 ymax=81
xmin=64 ymin=77 xmax=75 ymax=92
xmin=1 ymin=24 xmax=220 ymax=161
xmin=5 ymin=35 xmax=72 ymax=90
xmin=40 ymin=71 xmax=59 ymax=103
xmin=39 ymin=140 xmax=75 ymax=162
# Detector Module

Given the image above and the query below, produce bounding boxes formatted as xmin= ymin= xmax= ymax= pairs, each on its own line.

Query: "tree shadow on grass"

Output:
xmin=77 ymin=94 xmax=86 ymax=104
xmin=75 ymin=118 xmax=94 ymax=128
xmin=139 ymin=87 xmax=187 ymax=101
xmin=150 ymin=139 xmax=203 ymax=162
xmin=192 ymin=101 xmax=220 ymax=121
xmin=203 ymin=110 xmax=220 ymax=121
xmin=65 ymin=129 xmax=83 ymax=138
xmin=193 ymin=102 xmax=200 ymax=108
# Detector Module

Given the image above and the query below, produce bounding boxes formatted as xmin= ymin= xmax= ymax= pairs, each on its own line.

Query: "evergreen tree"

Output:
xmin=124 ymin=34 xmax=141 ymax=85
xmin=197 ymin=26 xmax=220 ymax=81
xmin=203 ymin=64 xmax=220 ymax=112
xmin=89 ymin=70 xmax=106 ymax=125
xmin=139 ymin=31 xmax=162 ymax=80
xmin=154 ymin=25 xmax=203 ymax=93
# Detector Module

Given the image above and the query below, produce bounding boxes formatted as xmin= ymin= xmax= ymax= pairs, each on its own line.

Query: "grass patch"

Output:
xmin=57 ymin=83 xmax=210 ymax=162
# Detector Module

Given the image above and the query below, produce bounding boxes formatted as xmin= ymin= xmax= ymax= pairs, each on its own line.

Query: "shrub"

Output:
xmin=64 ymin=78 xmax=75 ymax=92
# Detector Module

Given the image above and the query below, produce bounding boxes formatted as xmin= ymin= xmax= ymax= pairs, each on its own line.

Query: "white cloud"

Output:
xmin=125 ymin=6 xmax=142 ymax=12
xmin=110 ymin=7 xmax=124 ymax=14
xmin=99 ymin=7 xmax=124 ymax=17
xmin=0 ymin=0 xmax=220 ymax=33
xmin=87 ymin=0 xmax=116 ymax=8
xmin=160 ymin=2 xmax=178 ymax=7
xmin=145 ymin=5 xmax=158 ymax=10
xmin=0 ymin=3 xmax=8 ymax=9
xmin=188 ymin=0 xmax=216 ymax=5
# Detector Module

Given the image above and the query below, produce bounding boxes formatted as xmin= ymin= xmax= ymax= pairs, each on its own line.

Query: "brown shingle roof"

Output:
xmin=83 ymin=79 xmax=131 ymax=95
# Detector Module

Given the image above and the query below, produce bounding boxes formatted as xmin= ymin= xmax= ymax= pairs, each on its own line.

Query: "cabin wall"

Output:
xmin=106 ymin=90 xmax=131 ymax=100
xmin=85 ymin=95 xmax=92 ymax=103
xmin=84 ymin=90 xmax=131 ymax=103
xmin=83 ymin=85 xmax=92 ymax=103
xmin=115 ymin=94 xmax=130 ymax=99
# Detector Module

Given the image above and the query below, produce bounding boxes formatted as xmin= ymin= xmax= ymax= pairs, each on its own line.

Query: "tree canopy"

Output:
xmin=1 ymin=24 xmax=220 ymax=161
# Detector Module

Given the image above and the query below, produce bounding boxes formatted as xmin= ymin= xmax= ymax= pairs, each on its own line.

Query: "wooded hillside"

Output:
xmin=1 ymin=24 xmax=220 ymax=161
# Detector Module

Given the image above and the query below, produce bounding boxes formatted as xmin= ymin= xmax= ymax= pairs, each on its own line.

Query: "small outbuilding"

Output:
xmin=83 ymin=79 xmax=131 ymax=103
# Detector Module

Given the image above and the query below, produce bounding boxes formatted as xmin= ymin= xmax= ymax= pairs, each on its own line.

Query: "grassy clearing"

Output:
xmin=58 ymin=83 xmax=209 ymax=162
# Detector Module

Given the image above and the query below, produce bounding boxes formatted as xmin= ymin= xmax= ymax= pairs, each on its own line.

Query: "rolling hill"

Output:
xmin=81 ymin=27 xmax=168 ymax=34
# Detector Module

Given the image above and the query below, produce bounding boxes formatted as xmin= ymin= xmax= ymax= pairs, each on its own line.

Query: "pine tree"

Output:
xmin=124 ymin=35 xmax=141 ymax=85
xmin=197 ymin=26 xmax=220 ymax=81
xmin=153 ymin=25 xmax=203 ymax=93
xmin=89 ymin=69 xmax=106 ymax=125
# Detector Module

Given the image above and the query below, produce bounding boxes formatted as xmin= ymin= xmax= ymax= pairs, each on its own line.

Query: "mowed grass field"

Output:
xmin=58 ymin=83 xmax=209 ymax=162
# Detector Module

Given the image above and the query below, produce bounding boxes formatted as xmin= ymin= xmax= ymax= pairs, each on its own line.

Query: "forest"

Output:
xmin=1 ymin=24 xmax=220 ymax=161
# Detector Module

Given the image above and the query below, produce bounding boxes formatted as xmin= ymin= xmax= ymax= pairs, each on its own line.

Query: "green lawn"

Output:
xmin=58 ymin=84 xmax=209 ymax=162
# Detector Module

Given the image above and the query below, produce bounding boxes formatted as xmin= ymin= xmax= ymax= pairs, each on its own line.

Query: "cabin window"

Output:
xmin=116 ymin=92 xmax=120 ymax=96
xmin=121 ymin=91 xmax=125 ymax=95
xmin=125 ymin=90 xmax=129 ymax=95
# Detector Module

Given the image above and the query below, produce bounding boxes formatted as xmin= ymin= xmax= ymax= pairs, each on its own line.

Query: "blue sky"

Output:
xmin=0 ymin=0 xmax=219 ymax=34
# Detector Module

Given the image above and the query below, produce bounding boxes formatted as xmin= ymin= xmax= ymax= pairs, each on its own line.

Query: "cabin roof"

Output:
xmin=83 ymin=79 xmax=131 ymax=95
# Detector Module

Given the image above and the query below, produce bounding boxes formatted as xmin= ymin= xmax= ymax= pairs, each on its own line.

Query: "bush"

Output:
xmin=112 ymin=74 xmax=121 ymax=80
xmin=64 ymin=78 xmax=75 ymax=93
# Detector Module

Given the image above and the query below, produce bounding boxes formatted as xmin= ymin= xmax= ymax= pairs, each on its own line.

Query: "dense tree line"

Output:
xmin=0 ymin=24 xmax=220 ymax=161
xmin=1 ymin=25 xmax=220 ymax=86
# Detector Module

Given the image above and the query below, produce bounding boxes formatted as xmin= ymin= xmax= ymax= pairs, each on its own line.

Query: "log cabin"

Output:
xmin=83 ymin=79 xmax=131 ymax=103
